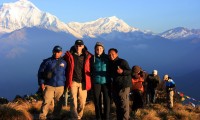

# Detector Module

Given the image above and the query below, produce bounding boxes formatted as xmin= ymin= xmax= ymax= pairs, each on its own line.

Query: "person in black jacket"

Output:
xmin=146 ymin=70 xmax=161 ymax=104
xmin=108 ymin=48 xmax=132 ymax=120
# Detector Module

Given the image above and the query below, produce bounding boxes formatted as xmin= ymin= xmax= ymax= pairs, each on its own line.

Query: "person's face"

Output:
xmin=95 ymin=46 xmax=104 ymax=55
xmin=108 ymin=50 xmax=118 ymax=61
xmin=75 ymin=44 xmax=84 ymax=51
xmin=54 ymin=51 xmax=62 ymax=59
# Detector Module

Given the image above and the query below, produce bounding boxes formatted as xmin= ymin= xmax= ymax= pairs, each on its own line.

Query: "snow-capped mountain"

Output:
xmin=0 ymin=0 xmax=141 ymax=39
xmin=160 ymin=27 xmax=200 ymax=40
xmin=0 ymin=0 xmax=82 ymax=38
xmin=67 ymin=16 xmax=139 ymax=38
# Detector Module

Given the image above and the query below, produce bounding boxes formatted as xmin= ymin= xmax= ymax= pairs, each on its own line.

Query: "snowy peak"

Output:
xmin=2 ymin=0 xmax=36 ymax=8
xmin=0 ymin=0 xmax=83 ymax=38
xmin=67 ymin=16 xmax=138 ymax=38
xmin=0 ymin=0 xmax=41 ymax=29
xmin=0 ymin=1 xmax=139 ymax=38
xmin=160 ymin=27 xmax=200 ymax=39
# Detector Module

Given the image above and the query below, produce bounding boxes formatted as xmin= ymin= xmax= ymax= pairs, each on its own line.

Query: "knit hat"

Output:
xmin=95 ymin=42 xmax=104 ymax=49
xmin=153 ymin=70 xmax=158 ymax=75
xmin=132 ymin=65 xmax=141 ymax=73
xmin=164 ymin=74 xmax=168 ymax=80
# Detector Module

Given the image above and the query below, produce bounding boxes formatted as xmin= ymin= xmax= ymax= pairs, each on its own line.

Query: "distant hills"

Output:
xmin=0 ymin=0 xmax=200 ymax=101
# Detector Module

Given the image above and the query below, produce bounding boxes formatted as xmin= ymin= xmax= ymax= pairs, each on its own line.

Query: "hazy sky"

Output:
xmin=0 ymin=0 xmax=200 ymax=33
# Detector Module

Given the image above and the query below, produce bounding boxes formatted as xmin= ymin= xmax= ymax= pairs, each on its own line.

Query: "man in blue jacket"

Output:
xmin=163 ymin=74 xmax=176 ymax=109
xmin=38 ymin=45 xmax=67 ymax=120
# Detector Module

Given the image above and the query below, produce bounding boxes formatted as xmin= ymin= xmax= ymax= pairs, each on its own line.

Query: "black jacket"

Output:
xmin=146 ymin=74 xmax=161 ymax=90
xmin=108 ymin=57 xmax=132 ymax=90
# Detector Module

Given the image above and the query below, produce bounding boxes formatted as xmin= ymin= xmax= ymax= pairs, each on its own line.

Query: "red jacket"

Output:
xmin=64 ymin=50 xmax=92 ymax=90
xmin=132 ymin=76 xmax=144 ymax=92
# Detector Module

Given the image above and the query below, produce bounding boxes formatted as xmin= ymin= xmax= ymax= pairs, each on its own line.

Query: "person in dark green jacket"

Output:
xmin=91 ymin=42 xmax=111 ymax=120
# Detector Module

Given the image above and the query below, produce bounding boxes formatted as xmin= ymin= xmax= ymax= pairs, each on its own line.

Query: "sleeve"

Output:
xmin=121 ymin=59 xmax=131 ymax=76
xmin=37 ymin=59 xmax=48 ymax=86
xmin=90 ymin=55 xmax=94 ymax=78
xmin=171 ymin=80 xmax=176 ymax=87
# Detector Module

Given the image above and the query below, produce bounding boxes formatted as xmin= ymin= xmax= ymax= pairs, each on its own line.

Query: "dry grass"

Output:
xmin=172 ymin=103 xmax=200 ymax=120
xmin=0 ymin=99 xmax=199 ymax=120
xmin=0 ymin=101 xmax=32 ymax=120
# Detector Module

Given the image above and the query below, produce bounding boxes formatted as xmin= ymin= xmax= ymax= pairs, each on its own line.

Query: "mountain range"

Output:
xmin=0 ymin=0 xmax=200 ymax=101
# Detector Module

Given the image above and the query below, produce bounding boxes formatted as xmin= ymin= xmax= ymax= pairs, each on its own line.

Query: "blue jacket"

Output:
xmin=91 ymin=54 xmax=110 ymax=84
xmin=38 ymin=57 xmax=67 ymax=87
xmin=165 ymin=79 xmax=175 ymax=88
xmin=165 ymin=79 xmax=175 ymax=92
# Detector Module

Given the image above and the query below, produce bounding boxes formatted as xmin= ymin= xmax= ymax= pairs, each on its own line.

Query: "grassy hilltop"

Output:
xmin=0 ymin=91 xmax=200 ymax=120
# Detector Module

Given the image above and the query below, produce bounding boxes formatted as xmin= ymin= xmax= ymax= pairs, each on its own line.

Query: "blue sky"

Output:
xmin=0 ymin=0 xmax=200 ymax=33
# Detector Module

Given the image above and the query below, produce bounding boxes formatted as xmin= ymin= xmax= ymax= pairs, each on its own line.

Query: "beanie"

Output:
xmin=132 ymin=65 xmax=141 ymax=73
xmin=95 ymin=42 xmax=104 ymax=49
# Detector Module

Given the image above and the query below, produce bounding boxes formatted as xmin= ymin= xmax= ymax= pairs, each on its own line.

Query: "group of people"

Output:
xmin=37 ymin=40 xmax=176 ymax=120
xmin=130 ymin=67 xmax=176 ymax=114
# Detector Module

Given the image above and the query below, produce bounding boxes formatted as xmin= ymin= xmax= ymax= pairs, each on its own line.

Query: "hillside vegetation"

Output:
xmin=0 ymin=91 xmax=199 ymax=120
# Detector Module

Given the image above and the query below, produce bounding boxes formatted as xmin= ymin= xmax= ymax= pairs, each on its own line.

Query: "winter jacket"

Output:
xmin=146 ymin=74 xmax=161 ymax=90
xmin=91 ymin=54 xmax=110 ymax=84
xmin=64 ymin=46 xmax=92 ymax=90
xmin=108 ymin=57 xmax=132 ymax=90
xmin=132 ymin=76 xmax=144 ymax=92
xmin=38 ymin=57 xmax=67 ymax=87
xmin=165 ymin=79 xmax=176 ymax=92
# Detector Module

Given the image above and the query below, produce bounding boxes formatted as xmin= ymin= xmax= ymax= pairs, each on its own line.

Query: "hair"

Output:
xmin=108 ymin=48 xmax=118 ymax=53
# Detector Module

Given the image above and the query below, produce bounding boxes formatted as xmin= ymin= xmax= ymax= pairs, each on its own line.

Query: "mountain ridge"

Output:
xmin=1 ymin=0 xmax=200 ymax=40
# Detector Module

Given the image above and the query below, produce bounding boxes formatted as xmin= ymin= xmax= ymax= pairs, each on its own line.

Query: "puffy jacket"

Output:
xmin=91 ymin=54 xmax=110 ymax=84
xmin=64 ymin=47 xmax=92 ymax=90
xmin=38 ymin=57 xmax=67 ymax=87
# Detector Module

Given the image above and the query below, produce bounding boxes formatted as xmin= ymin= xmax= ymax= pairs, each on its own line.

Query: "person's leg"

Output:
xmin=131 ymin=90 xmax=137 ymax=112
xmin=78 ymin=83 xmax=87 ymax=119
xmin=112 ymin=89 xmax=121 ymax=120
xmin=169 ymin=91 xmax=174 ymax=108
xmin=39 ymin=85 xmax=54 ymax=120
xmin=53 ymin=86 xmax=64 ymax=115
xmin=70 ymin=81 xmax=79 ymax=118
xmin=119 ymin=87 xmax=130 ymax=120
xmin=64 ymin=88 xmax=69 ymax=106
xmin=93 ymin=84 xmax=102 ymax=119
xmin=146 ymin=88 xmax=151 ymax=105
xmin=138 ymin=91 xmax=144 ymax=108
xmin=151 ymin=89 xmax=155 ymax=103
xmin=102 ymin=84 xmax=110 ymax=120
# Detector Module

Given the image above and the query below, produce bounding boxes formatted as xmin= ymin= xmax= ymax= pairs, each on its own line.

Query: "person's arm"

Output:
xmin=118 ymin=59 xmax=131 ymax=75
xmin=38 ymin=59 xmax=48 ymax=91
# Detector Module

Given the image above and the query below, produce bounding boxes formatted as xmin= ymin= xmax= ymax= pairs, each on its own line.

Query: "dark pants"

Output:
xmin=147 ymin=88 xmax=156 ymax=104
xmin=131 ymin=90 xmax=144 ymax=111
xmin=93 ymin=83 xmax=111 ymax=120
xmin=113 ymin=87 xmax=130 ymax=120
